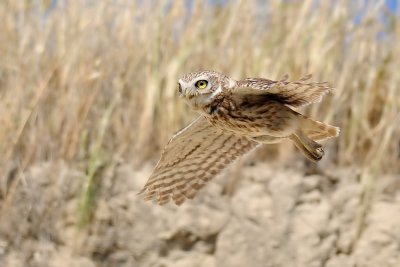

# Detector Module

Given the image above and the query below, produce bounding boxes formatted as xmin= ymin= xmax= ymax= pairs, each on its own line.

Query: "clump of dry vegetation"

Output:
xmin=0 ymin=0 xmax=398 ymax=181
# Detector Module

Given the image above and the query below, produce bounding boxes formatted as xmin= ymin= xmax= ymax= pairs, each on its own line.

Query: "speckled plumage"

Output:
xmin=139 ymin=70 xmax=340 ymax=205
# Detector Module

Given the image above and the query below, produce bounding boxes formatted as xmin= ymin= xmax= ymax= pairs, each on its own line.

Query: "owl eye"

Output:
xmin=195 ymin=80 xmax=208 ymax=89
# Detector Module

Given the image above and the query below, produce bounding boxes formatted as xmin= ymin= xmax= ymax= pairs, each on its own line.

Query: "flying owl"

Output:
xmin=139 ymin=70 xmax=339 ymax=205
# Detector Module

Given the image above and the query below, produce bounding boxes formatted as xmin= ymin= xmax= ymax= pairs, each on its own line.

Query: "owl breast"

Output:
xmin=207 ymin=107 xmax=263 ymax=136
xmin=202 ymin=99 xmax=298 ymax=138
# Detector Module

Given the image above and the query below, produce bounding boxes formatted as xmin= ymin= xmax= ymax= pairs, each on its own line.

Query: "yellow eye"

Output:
xmin=195 ymin=80 xmax=208 ymax=89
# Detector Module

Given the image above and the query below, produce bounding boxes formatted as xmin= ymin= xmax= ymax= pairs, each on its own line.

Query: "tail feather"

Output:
xmin=299 ymin=115 xmax=340 ymax=141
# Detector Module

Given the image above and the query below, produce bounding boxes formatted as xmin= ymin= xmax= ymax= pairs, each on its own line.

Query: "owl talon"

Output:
xmin=291 ymin=131 xmax=325 ymax=162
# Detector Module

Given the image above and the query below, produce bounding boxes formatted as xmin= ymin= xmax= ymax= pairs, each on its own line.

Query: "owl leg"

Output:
xmin=290 ymin=131 xmax=324 ymax=161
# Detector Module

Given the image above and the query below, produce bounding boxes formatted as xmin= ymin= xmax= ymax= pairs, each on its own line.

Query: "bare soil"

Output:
xmin=1 ymin=159 xmax=399 ymax=267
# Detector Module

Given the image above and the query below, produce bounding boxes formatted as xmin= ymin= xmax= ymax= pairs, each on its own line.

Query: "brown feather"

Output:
xmin=139 ymin=116 xmax=258 ymax=205
xmin=298 ymin=114 xmax=340 ymax=141
xmin=235 ymin=74 xmax=333 ymax=107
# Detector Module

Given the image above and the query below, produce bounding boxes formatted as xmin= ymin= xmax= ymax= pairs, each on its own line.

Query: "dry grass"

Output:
xmin=0 ymin=0 xmax=399 ymax=182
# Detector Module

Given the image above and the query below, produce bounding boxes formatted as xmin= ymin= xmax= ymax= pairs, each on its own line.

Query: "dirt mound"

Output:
xmin=0 ymin=161 xmax=399 ymax=267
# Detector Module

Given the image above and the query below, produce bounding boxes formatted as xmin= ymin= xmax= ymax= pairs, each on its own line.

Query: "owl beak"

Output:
xmin=178 ymin=80 xmax=196 ymax=99
xmin=178 ymin=82 xmax=183 ymax=95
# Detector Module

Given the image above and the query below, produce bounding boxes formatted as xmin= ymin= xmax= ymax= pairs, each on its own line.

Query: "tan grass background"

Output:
xmin=1 ymin=0 xmax=399 ymax=177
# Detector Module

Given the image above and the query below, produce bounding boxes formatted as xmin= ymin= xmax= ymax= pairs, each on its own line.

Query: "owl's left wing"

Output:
xmin=138 ymin=116 xmax=258 ymax=206
xmin=234 ymin=74 xmax=332 ymax=107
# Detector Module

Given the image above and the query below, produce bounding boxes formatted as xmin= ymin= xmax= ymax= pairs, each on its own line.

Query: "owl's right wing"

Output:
xmin=138 ymin=116 xmax=258 ymax=206
xmin=234 ymin=74 xmax=332 ymax=107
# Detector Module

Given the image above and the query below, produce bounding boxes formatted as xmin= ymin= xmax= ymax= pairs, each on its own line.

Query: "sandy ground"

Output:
xmin=0 ymin=158 xmax=399 ymax=267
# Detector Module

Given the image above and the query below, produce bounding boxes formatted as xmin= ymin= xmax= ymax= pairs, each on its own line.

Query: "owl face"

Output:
xmin=178 ymin=70 xmax=235 ymax=109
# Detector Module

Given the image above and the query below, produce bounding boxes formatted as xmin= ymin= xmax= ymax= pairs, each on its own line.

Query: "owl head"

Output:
xmin=178 ymin=70 xmax=236 ymax=109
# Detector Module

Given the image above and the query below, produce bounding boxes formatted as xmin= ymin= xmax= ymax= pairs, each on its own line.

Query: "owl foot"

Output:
xmin=290 ymin=131 xmax=324 ymax=162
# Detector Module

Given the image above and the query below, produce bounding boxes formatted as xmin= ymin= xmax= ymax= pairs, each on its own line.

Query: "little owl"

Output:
xmin=139 ymin=70 xmax=339 ymax=205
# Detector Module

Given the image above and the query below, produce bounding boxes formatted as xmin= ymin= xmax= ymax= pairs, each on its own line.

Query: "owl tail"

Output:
xmin=290 ymin=115 xmax=340 ymax=162
xmin=298 ymin=115 xmax=340 ymax=141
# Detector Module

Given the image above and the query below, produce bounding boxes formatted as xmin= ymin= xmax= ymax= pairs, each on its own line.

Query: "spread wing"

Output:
xmin=234 ymin=74 xmax=333 ymax=107
xmin=138 ymin=116 xmax=258 ymax=206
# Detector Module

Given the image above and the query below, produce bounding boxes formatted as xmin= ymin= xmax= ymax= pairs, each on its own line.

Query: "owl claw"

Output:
xmin=291 ymin=131 xmax=325 ymax=162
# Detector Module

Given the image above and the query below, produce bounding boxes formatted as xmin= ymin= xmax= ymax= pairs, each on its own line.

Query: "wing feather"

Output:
xmin=235 ymin=74 xmax=332 ymax=107
xmin=139 ymin=116 xmax=258 ymax=205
